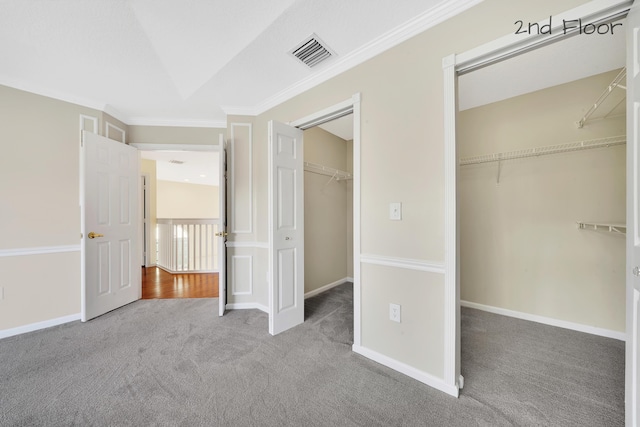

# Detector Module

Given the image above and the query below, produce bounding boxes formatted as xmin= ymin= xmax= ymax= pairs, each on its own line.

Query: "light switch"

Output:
xmin=389 ymin=202 xmax=402 ymax=220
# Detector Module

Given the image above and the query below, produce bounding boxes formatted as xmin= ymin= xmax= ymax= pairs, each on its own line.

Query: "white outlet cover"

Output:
xmin=389 ymin=202 xmax=402 ymax=220
xmin=389 ymin=303 xmax=401 ymax=323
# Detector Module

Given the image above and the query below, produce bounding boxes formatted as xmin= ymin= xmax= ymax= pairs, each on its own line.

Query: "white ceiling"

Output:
xmin=140 ymin=150 xmax=219 ymax=186
xmin=0 ymin=0 xmax=464 ymax=127
xmin=0 ymin=1 xmax=626 ymax=130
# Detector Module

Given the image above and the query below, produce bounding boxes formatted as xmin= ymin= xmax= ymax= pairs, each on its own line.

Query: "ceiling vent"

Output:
xmin=169 ymin=160 xmax=184 ymax=164
xmin=289 ymin=34 xmax=335 ymax=68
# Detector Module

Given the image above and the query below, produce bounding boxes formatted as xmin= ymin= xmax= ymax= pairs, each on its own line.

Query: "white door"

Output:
xmin=82 ymin=131 xmax=140 ymax=321
xmin=268 ymin=120 xmax=304 ymax=335
xmin=628 ymin=2 xmax=640 ymax=424
xmin=218 ymin=134 xmax=227 ymax=316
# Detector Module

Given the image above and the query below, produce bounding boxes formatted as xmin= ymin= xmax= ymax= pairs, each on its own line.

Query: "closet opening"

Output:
xmin=301 ymin=114 xmax=354 ymax=337
xmin=455 ymin=14 xmax=627 ymax=416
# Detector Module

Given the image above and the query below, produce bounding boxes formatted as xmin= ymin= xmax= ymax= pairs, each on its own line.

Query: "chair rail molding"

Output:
xmin=0 ymin=245 xmax=81 ymax=258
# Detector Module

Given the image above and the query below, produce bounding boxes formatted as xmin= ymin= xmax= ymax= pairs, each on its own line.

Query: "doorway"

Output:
xmin=442 ymin=0 xmax=633 ymax=408
xmin=135 ymin=143 xmax=223 ymax=301
xmin=268 ymin=94 xmax=362 ymax=340
xmin=302 ymin=114 xmax=354 ymax=302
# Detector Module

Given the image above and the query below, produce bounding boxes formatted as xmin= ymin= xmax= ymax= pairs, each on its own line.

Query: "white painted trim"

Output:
xmin=352 ymin=344 xmax=459 ymax=397
xmin=0 ymin=76 xmax=226 ymax=128
xmin=226 ymin=241 xmax=269 ymax=249
xmin=360 ymin=254 xmax=445 ymax=274
xmin=79 ymin=114 xmax=98 ymax=134
xmin=304 ymin=277 xmax=352 ymax=299
xmin=231 ymin=255 xmax=253 ymax=296
xmin=131 ymin=143 xmax=220 ymax=152
xmin=225 ymin=303 xmax=269 ymax=313
xmin=105 ymin=122 xmax=126 ymax=144
xmin=0 ymin=313 xmax=81 ymax=340
xmin=442 ymin=53 xmax=459 ymax=393
xmin=352 ymin=96 xmax=362 ymax=348
xmin=140 ymin=173 xmax=151 ymax=267
xmin=0 ymin=245 xmax=81 ymax=258
xmin=229 ymin=123 xmax=253 ymax=234
xmin=103 ymin=104 xmax=132 ymax=126
xmin=461 ymin=300 xmax=626 ymax=342
xmin=221 ymin=0 xmax=482 ymax=117
xmin=126 ymin=117 xmax=227 ymax=128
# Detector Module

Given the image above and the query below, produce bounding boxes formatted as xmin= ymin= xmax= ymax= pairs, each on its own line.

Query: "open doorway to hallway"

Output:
xmin=139 ymin=149 xmax=221 ymax=299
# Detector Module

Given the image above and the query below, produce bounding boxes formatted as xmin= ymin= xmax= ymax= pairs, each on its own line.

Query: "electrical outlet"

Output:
xmin=389 ymin=202 xmax=402 ymax=220
xmin=389 ymin=303 xmax=401 ymax=323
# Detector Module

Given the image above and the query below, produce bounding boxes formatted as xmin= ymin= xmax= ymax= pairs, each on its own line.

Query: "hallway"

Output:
xmin=141 ymin=267 xmax=218 ymax=299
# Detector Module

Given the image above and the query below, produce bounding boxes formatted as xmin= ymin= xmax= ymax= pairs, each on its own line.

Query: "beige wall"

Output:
xmin=157 ymin=180 xmax=219 ymax=219
xmin=141 ymin=159 xmax=158 ymax=266
xmin=458 ymin=70 xmax=626 ymax=332
xmin=304 ymin=127 xmax=352 ymax=293
xmin=0 ymin=85 xmax=119 ymax=329
xmin=129 ymin=125 xmax=223 ymax=145
xmin=230 ymin=0 xmax=589 ymax=383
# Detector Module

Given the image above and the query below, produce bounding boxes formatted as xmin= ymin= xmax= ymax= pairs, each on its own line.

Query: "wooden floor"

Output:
xmin=141 ymin=267 xmax=218 ymax=299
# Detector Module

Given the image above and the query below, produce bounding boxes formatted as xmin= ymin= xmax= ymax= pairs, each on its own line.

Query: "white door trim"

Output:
xmin=141 ymin=173 xmax=150 ymax=267
xmin=288 ymin=93 xmax=362 ymax=346
xmin=442 ymin=0 xmax=632 ymax=397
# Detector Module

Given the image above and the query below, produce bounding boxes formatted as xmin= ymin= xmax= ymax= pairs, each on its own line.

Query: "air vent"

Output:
xmin=169 ymin=160 xmax=184 ymax=164
xmin=289 ymin=34 xmax=335 ymax=68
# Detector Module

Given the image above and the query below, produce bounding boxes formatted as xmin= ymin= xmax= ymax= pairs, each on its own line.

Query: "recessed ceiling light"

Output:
xmin=200 ymin=174 xmax=207 ymax=177
xmin=184 ymin=179 xmax=189 ymax=182
xmin=169 ymin=160 xmax=185 ymax=164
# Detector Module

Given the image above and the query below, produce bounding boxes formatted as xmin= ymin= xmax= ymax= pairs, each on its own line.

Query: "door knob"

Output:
xmin=88 ymin=232 xmax=104 ymax=239
xmin=634 ymin=266 xmax=640 ymax=277
xmin=215 ymin=231 xmax=228 ymax=237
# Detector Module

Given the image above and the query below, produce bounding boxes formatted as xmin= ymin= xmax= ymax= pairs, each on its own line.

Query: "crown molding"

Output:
xmin=0 ymin=76 xmax=227 ymax=129
xmin=224 ymin=0 xmax=483 ymax=117
xmin=0 ymin=74 xmax=106 ymax=112
xmin=126 ymin=116 xmax=227 ymax=128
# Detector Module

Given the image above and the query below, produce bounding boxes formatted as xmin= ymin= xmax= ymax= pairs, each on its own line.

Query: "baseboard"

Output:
xmin=0 ymin=313 xmax=81 ymax=340
xmin=352 ymin=344 xmax=459 ymax=397
xmin=461 ymin=300 xmax=626 ymax=341
xmin=304 ymin=277 xmax=353 ymax=299
xmin=225 ymin=303 xmax=269 ymax=313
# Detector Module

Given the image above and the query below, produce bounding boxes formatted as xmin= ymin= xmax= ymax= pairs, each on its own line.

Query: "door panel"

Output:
xmin=269 ymin=120 xmax=304 ymax=335
xmin=218 ymin=134 xmax=227 ymax=316
xmin=628 ymin=3 xmax=640 ymax=425
xmin=83 ymin=131 xmax=140 ymax=321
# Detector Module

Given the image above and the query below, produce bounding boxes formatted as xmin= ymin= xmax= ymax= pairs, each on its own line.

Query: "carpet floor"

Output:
xmin=0 ymin=283 xmax=625 ymax=426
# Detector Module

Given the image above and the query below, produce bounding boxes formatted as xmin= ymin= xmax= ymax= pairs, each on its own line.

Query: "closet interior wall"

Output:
xmin=303 ymin=126 xmax=353 ymax=295
xmin=458 ymin=69 xmax=626 ymax=333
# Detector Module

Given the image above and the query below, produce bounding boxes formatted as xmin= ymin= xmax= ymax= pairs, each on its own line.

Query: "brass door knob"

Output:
xmin=88 ymin=232 xmax=104 ymax=239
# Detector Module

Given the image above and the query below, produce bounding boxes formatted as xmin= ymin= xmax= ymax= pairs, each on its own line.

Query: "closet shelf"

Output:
xmin=577 ymin=222 xmax=626 ymax=235
xmin=304 ymin=161 xmax=352 ymax=181
xmin=577 ymin=67 xmax=626 ymax=129
xmin=459 ymin=135 xmax=626 ymax=166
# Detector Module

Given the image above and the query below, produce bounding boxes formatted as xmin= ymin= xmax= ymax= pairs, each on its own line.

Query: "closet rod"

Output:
xmin=576 ymin=67 xmax=626 ymax=128
xmin=303 ymin=161 xmax=352 ymax=181
xmin=459 ymin=135 xmax=625 ymax=166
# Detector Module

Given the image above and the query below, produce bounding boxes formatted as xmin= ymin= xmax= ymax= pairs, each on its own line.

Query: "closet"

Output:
xmin=457 ymin=68 xmax=626 ymax=336
xmin=303 ymin=123 xmax=354 ymax=297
